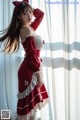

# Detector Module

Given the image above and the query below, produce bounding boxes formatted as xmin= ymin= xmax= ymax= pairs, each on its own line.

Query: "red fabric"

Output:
xmin=12 ymin=1 xmax=21 ymax=7
xmin=12 ymin=0 xmax=29 ymax=7
xmin=17 ymin=84 xmax=48 ymax=115
xmin=22 ymin=37 xmax=41 ymax=72
xmin=18 ymin=59 xmax=33 ymax=92
xmin=21 ymin=8 xmax=44 ymax=72
xmin=31 ymin=8 xmax=44 ymax=30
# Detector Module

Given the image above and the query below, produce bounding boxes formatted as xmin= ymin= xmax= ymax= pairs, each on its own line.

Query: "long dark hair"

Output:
xmin=0 ymin=1 xmax=33 ymax=53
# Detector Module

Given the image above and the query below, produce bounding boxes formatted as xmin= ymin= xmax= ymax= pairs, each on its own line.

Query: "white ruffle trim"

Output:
xmin=17 ymin=73 xmax=38 ymax=99
xmin=17 ymin=71 xmax=44 ymax=99
xmin=34 ymin=35 xmax=43 ymax=50
xmin=17 ymin=98 xmax=49 ymax=120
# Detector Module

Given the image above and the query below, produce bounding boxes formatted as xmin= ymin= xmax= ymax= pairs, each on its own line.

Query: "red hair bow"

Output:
xmin=12 ymin=0 xmax=29 ymax=7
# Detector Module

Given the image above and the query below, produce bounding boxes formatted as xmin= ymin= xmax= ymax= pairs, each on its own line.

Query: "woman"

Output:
xmin=0 ymin=0 xmax=49 ymax=120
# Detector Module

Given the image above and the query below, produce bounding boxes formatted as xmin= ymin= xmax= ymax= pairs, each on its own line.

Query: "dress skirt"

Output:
xmin=17 ymin=57 xmax=49 ymax=120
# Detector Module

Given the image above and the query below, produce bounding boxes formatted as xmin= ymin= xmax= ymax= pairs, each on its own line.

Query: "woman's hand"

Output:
xmin=34 ymin=72 xmax=43 ymax=88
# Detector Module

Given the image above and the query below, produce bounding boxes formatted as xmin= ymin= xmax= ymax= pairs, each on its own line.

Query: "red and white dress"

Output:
xmin=17 ymin=8 xmax=49 ymax=120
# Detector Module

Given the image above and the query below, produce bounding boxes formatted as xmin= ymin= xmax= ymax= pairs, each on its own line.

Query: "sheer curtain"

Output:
xmin=0 ymin=0 xmax=80 ymax=120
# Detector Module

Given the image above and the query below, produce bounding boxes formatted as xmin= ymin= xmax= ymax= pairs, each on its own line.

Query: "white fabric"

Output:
xmin=17 ymin=98 xmax=49 ymax=120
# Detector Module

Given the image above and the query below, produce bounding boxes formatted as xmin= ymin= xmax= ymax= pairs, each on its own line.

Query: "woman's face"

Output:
xmin=20 ymin=7 xmax=33 ymax=26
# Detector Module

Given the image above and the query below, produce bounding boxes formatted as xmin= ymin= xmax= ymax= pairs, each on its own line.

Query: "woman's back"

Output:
xmin=20 ymin=26 xmax=36 ymax=43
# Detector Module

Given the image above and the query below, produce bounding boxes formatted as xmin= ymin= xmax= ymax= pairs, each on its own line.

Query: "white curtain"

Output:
xmin=0 ymin=0 xmax=80 ymax=120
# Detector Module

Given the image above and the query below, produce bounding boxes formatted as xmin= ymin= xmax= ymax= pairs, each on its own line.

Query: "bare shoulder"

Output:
xmin=20 ymin=27 xmax=32 ymax=42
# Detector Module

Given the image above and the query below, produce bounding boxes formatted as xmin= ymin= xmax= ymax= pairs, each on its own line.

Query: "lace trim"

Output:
xmin=17 ymin=74 xmax=38 ymax=99
xmin=17 ymin=98 xmax=49 ymax=120
xmin=17 ymin=72 xmax=44 ymax=99
xmin=17 ymin=91 xmax=47 ymax=109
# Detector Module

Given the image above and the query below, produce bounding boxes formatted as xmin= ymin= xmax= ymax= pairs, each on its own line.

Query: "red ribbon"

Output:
xmin=12 ymin=0 xmax=29 ymax=7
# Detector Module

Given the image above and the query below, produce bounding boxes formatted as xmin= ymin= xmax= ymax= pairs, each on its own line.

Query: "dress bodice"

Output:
xmin=20 ymin=26 xmax=44 ymax=50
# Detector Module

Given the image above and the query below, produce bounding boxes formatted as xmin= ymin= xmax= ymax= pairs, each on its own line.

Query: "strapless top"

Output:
xmin=20 ymin=27 xmax=44 ymax=50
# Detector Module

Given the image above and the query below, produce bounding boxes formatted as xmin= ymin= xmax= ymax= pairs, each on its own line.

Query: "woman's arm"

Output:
xmin=31 ymin=8 xmax=44 ymax=31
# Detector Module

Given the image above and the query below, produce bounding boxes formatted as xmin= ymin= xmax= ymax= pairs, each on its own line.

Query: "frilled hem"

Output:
xmin=17 ymin=98 xmax=49 ymax=120
xmin=17 ymin=73 xmax=45 ymax=99
xmin=17 ymin=63 xmax=44 ymax=99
